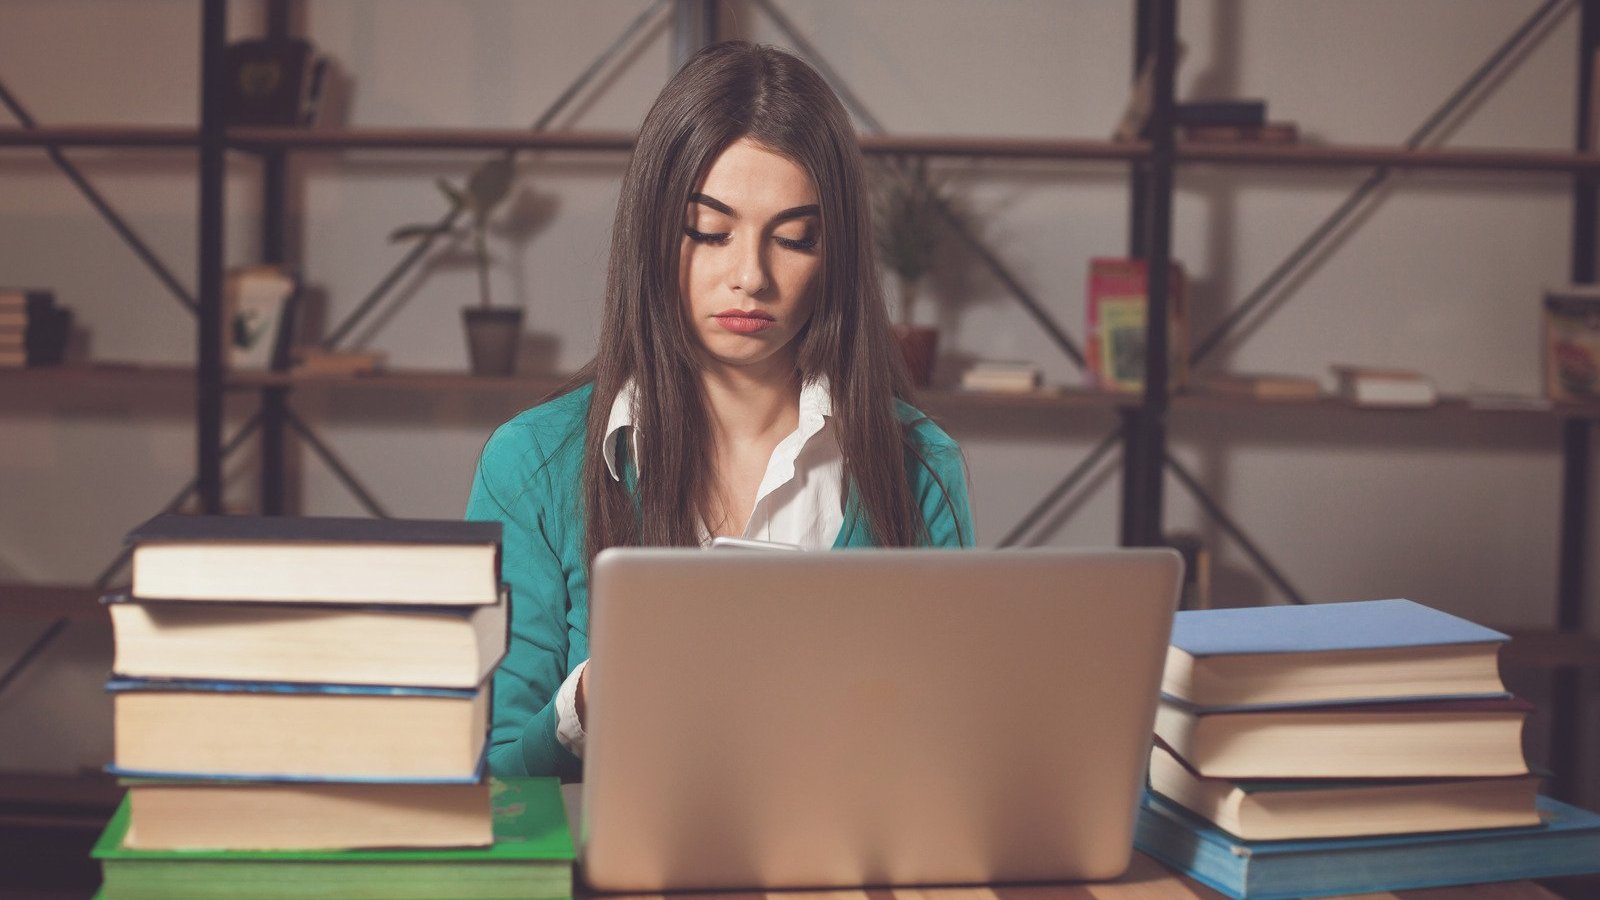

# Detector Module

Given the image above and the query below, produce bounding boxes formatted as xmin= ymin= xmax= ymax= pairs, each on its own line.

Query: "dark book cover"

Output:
xmin=1175 ymin=100 xmax=1267 ymax=127
xmin=223 ymin=37 xmax=314 ymax=126
xmin=1172 ymin=694 xmax=1534 ymax=717
xmin=126 ymin=513 xmax=501 ymax=547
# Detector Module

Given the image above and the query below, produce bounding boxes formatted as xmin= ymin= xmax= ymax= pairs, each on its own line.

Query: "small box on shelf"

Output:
xmin=1544 ymin=284 xmax=1600 ymax=402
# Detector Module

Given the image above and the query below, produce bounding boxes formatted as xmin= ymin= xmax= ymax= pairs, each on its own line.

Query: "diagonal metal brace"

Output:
xmin=1165 ymin=451 xmax=1307 ymax=605
xmin=752 ymin=0 xmax=1088 ymax=370
xmin=1189 ymin=0 xmax=1570 ymax=366
xmin=998 ymin=423 xmax=1125 ymax=547
xmin=0 ymin=81 xmax=198 ymax=314
xmin=322 ymin=0 xmax=671 ymax=350
xmin=284 ymin=409 xmax=392 ymax=519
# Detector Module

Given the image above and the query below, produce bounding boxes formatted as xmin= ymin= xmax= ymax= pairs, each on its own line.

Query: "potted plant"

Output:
xmin=874 ymin=157 xmax=952 ymax=386
xmin=390 ymin=155 xmax=523 ymax=376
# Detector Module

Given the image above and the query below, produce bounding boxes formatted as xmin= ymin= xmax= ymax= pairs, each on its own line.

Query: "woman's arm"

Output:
xmin=914 ymin=443 xmax=976 ymax=548
xmin=466 ymin=423 xmax=584 ymax=779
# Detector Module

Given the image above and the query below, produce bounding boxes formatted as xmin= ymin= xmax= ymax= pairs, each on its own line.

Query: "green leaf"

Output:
xmin=435 ymin=177 xmax=466 ymax=210
xmin=467 ymin=158 xmax=514 ymax=215
xmin=389 ymin=223 xmax=443 ymax=242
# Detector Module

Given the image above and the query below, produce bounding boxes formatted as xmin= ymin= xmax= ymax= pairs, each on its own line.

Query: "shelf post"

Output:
xmin=1549 ymin=0 xmax=1600 ymax=804
xmin=197 ymin=0 xmax=227 ymax=514
xmin=1120 ymin=0 xmax=1177 ymax=547
xmin=672 ymin=0 xmax=718 ymax=70
xmin=260 ymin=0 xmax=294 ymax=516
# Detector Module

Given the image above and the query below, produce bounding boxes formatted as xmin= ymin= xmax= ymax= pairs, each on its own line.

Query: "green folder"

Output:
xmin=92 ymin=776 xmax=573 ymax=899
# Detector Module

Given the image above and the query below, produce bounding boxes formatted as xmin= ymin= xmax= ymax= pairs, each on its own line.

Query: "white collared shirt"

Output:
xmin=555 ymin=377 xmax=845 ymax=756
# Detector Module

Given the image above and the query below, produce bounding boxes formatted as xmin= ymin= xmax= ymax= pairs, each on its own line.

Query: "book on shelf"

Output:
xmin=1086 ymin=256 xmax=1189 ymax=392
xmin=1147 ymin=742 xmax=1541 ymax=841
xmin=1162 ymin=598 xmax=1509 ymax=708
xmin=291 ymin=346 xmax=387 ymax=376
xmin=1544 ymin=283 xmax=1600 ymax=402
xmin=1181 ymin=122 xmax=1300 ymax=144
xmin=1175 ymin=99 xmax=1268 ymax=127
xmin=126 ymin=514 xmax=502 ymax=605
xmin=108 ymin=677 xmax=489 ymax=782
xmin=1154 ymin=694 xmax=1532 ymax=780
xmin=1331 ymin=364 xmax=1438 ymax=407
xmin=106 ymin=587 xmax=508 ymax=689
xmin=959 ymin=360 xmax=1043 ymax=393
xmin=121 ymin=778 xmax=493 ymax=851
xmin=0 ymin=288 xmax=71 ymax=367
xmin=1193 ymin=372 xmax=1321 ymax=402
xmin=1135 ymin=790 xmax=1600 ymax=900
xmin=95 ymin=776 xmax=574 ymax=899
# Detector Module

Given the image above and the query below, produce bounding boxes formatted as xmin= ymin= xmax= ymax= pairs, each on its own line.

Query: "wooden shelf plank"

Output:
xmin=1177 ymin=141 xmax=1600 ymax=173
xmin=0 ymin=584 xmax=105 ymax=621
xmin=8 ymin=126 xmax=1597 ymax=173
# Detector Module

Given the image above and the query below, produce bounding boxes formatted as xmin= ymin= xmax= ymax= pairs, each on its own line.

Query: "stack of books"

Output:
xmin=92 ymin=513 xmax=574 ymax=899
xmin=0 ymin=288 xmax=67 ymax=369
xmin=1137 ymin=598 xmax=1600 ymax=898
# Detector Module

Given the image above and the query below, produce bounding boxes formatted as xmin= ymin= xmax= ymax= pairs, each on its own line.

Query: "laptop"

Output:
xmin=581 ymin=547 xmax=1182 ymax=892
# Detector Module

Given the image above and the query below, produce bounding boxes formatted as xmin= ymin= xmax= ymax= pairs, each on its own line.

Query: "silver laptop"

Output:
xmin=581 ymin=547 xmax=1182 ymax=892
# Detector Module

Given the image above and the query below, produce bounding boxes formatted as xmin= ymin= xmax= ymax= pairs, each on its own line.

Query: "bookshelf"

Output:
xmin=1 ymin=0 xmax=1598 ymax=814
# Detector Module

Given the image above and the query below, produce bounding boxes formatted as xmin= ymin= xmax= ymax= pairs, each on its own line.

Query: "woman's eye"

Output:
xmin=684 ymin=226 xmax=730 ymax=245
xmin=775 ymin=233 xmax=819 ymax=252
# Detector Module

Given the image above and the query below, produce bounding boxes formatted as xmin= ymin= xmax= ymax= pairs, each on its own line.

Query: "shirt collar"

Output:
xmin=602 ymin=375 xmax=833 ymax=482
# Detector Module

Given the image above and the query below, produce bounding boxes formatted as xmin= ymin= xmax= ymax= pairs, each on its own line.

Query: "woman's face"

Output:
xmin=679 ymin=137 xmax=822 ymax=377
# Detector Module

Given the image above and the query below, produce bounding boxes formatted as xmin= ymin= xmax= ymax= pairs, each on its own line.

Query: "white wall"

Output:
xmin=1 ymin=1 xmax=1594 ymax=799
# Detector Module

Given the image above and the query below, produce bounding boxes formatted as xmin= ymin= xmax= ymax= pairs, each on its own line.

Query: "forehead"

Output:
xmin=694 ymin=137 xmax=817 ymax=213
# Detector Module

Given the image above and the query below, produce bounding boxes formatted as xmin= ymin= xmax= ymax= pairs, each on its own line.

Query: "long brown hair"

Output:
xmin=575 ymin=41 xmax=927 ymax=561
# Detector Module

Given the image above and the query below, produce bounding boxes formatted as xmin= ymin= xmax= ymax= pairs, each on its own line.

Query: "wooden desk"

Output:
xmin=582 ymin=853 xmax=1566 ymax=899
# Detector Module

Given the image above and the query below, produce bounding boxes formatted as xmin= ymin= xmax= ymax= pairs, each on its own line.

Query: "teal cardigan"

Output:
xmin=465 ymin=383 xmax=975 ymax=778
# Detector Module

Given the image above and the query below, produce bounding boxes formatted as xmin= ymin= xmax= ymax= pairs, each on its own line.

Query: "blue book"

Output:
xmin=1135 ymin=790 xmax=1600 ymax=900
xmin=1163 ymin=599 xmax=1509 ymax=708
xmin=107 ymin=677 xmax=489 ymax=783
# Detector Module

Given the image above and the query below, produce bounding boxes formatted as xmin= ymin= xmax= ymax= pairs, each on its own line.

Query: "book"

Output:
xmin=1154 ymin=695 xmax=1532 ymax=779
xmin=95 ymin=776 xmax=574 ymax=899
xmin=107 ymin=588 xmax=508 ymax=689
xmin=1086 ymin=257 xmax=1189 ymax=393
xmin=223 ymin=38 xmax=318 ymax=126
xmin=959 ymin=360 xmax=1043 ymax=393
xmin=1331 ymin=364 xmax=1438 ymax=407
xmin=1162 ymin=599 xmax=1509 ymax=707
xmin=1134 ymin=790 xmax=1600 ymax=900
xmin=1194 ymin=372 xmax=1321 ymax=402
xmin=1544 ymin=284 xmax=1600 ymax=401
xmin=292 ymin=347 xmax=387 ymax=376
xmin=108 ymin=678 xmax=488 ymax=782
xmin=1182 ymin=122 xmax=1300 ymax=144
xmin=1147 ymin=742 xmax=1541 ymax=841
xmin=1175 ymin=100 xmax=1268 ymax=127
xmin=126 ymin=514 xmax=501 ymax=605
xmin=122 ymin=779 xmax=493 ymax=851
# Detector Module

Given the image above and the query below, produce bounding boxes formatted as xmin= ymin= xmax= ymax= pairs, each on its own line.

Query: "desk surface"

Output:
xmin=580 ymin=854 xmax=1566 ymax=900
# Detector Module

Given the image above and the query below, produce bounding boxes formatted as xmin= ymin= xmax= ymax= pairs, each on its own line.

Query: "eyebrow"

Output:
xmin=689 ymin=193 xmax=820 ymax=224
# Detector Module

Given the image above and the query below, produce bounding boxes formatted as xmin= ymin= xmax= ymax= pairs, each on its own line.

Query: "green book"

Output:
xmin=93 ymin=777 xmax=574 ymax=899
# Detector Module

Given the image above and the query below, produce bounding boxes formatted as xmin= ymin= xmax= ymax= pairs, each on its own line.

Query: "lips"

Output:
xmin=713 ymin=309 xmax=777 ymax=335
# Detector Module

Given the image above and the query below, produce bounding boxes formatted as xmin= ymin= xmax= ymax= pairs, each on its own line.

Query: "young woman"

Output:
xmin=466 ymin=41 xmax=974 ymax=779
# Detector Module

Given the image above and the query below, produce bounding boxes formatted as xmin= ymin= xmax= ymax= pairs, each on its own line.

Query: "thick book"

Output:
xmin=122 ymin=779 xmax=492 ymax=851
xmin=95 ymin=776 xmax=573 ymax=899
xmin=1331 ymin=364 xmax=1438 ymax=407
xmin=126 ymin=514 xmax=501 ymax=605
xmin=1085 ymin=256 xmax=1189 ymax=393
xmin=1175 ymin=100 xmax=1268 ymax=127
xmin=107 ymin=588 xmax=508 ymax=689
xmin=1134 ymin=790 xmax=1600 ymax=900
xmin=108 ymin=678 xmax=488 ymax=782
xmin=1163 ymin=598 xmax=1509 ymax=707
xmin=1148 ymin=742 xmax=1540 ymax=841
xmin=1154 ymin=695 xmax=1532 ymax=779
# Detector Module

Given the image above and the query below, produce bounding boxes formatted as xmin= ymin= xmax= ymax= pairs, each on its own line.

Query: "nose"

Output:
xmin=732 ymin=234 xmax=769 ymax=296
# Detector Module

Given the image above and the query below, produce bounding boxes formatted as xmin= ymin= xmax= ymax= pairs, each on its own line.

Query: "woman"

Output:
xmin=466 ymin=41 xmax=974 ymax=779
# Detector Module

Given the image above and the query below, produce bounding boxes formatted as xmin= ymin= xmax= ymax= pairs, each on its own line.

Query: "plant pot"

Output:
xmin=892 ymin=323 xmax=939 ymax=387
xmin=462 ymin=306 xmax=523 ymax=376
